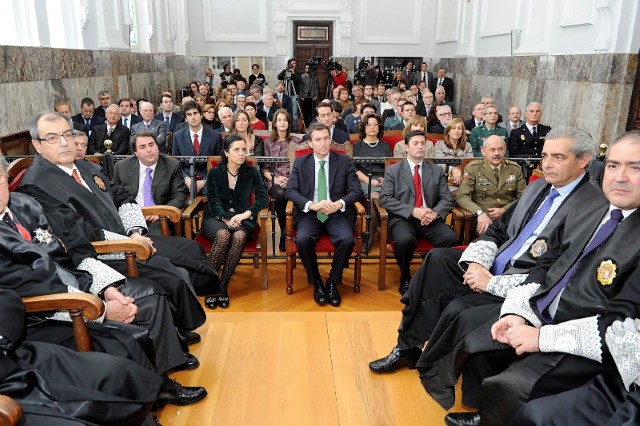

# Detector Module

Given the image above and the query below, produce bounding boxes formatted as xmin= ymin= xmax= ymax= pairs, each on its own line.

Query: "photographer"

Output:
xmin=277 ymin=58 xmax=302 ymax=131
xmin=330 ymin=63 xmax=348 ymax=89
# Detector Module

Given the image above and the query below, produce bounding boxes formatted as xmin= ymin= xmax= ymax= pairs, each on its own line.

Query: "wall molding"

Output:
xmin=203 ymin=0 xmax=268 ymax=42
xmin=360 ymin=0 xmax=421 ymax=44
xmin=435 ymin=0 xmax=461 ymax=43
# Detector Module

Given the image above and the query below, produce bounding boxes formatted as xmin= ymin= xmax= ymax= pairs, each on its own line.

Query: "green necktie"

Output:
xmin=317 ymin=160 xmax=328 ymax=222
xmin=494 ymin=167 xmax=500 ymax=182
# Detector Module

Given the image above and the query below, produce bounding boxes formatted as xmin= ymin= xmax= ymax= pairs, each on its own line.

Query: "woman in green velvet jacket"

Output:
xmin=202 ymin=134 xmax=268 ymax=309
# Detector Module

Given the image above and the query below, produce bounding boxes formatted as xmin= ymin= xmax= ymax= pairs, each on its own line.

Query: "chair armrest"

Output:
xmin=0 ymin=395 xmax=22 ymax=426
xmin=285 ymin=200 xmax=294 ymax=235
xmin=353 ymin=201 xmax=365 ymax=237
xmin=181 ymin=196 xmax=207 ymax=221
xmin=22 ymin=293 xmax=105 ymax=321
xmin=91 ymin=239 xmax=153 ymax=261
xmin=141 ymin=205 xmax=182 ymax=223
xmin=450 ymin=206 xmax=473 ymax=245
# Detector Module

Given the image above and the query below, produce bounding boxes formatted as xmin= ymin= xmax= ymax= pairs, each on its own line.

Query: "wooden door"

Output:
xmin=627 ymin=50 xmax=640 ymax=131
xmin=293 ymin=21 xmax=333 ymax=100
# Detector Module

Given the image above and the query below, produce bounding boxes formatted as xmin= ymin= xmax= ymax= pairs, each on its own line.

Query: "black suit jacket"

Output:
xmin=112 ymin=155 xmax=189 ymax=209
xmin=121 ymin=114 xmax=143 ymax=128
xmin=172 ymin=126 xmax=223 ymax=178
xmin=72 ymin=114 xmax=105 ymax=136
xmin=285 ymin=151 xmax=363 ymax=225
xmin=275 ymin=93 xmax=293 ymax=115
xmin=88 ymin=121 xmax=131 ymax=155
xmin=301 ymin=127 xmax=350 ymax=144
xmin=464 ymin=118 xmax=482 ymax=132
xmin=429 ymin=77 xmax=455 ymax=102
xmin=154 ymin=112 xmax=184 ymax=133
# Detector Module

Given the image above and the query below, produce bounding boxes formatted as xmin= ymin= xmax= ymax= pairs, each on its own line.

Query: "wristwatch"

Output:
xmin=475 ymin=209 xmax=484 ymax=217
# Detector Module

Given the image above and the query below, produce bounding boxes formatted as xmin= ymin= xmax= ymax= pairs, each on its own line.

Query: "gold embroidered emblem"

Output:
xmin=529 ymin=239 xmax=547 ymax=258
xmin=596 ymin=260 xmax=617 ymax=286
xmin=93 ymin=175 xmax=106 ymax=191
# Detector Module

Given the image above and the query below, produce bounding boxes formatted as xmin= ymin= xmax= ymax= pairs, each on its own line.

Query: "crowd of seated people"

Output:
xmin=5 ymin=58 xmax=632 ymax=426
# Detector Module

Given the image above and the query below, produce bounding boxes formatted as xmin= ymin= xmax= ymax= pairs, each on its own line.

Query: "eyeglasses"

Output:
xmin=38 ymin=131 xmax=76 ymax=144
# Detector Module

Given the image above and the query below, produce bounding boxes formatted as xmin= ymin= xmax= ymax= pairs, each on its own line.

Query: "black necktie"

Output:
xmin=532 ymin=126 xmax=538 ymax=139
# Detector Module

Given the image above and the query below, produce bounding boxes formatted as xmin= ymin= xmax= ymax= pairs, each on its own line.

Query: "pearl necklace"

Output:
xmin=364 ymin=139 xmax=379 ymax=148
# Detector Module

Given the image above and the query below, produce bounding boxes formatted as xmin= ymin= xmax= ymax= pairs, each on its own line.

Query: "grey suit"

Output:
xmin=380 ymin=159 xmax=458 ymax=282
xmin=501 ymin=119 xmax=525 ymax=136
xmin=131 ymin=119 xmax=168 ymax=153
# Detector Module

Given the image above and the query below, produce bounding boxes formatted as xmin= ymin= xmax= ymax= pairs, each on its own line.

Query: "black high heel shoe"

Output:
xmin=218 ymin=282 xmax=230 ymax=309
xmin=205 ymin=296 xmax=218 ymax=309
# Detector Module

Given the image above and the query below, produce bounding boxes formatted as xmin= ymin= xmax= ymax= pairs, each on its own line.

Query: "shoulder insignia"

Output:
xmin=467 ymin=160 xmax=483 ymax=167
xmin=93 ymin=175 xmax=107 ymax=191
xmin=528 ymin=238 xmax=548 ymax=258
xmin=504 ymin=159 xmax=520 ymax=166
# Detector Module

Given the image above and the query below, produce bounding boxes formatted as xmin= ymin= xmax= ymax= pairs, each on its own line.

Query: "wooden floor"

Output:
xmin=158 ymin=236 xmax=472 ymax=425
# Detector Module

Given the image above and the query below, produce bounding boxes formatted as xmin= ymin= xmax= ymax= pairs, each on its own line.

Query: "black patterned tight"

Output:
xmin=208 ymin=229 xmax=248 ymax=293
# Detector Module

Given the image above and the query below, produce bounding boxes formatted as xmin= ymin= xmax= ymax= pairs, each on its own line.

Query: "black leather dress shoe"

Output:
xmin=326 ymin=281 xmax=341 ymax=307
xmin=399 ymin=279 xmax=411 ymax=296
xmin=369 ymin=346 xmax=421 ymax=373
xmin=218 ymin=295 xmax=230 ymax=309
xmin=157 ymin=378 xmax=207 ymax=406
xmin=184 ymin=330 xmax=201 ymax=345
xmin=205 ymin=296 xmax=218 ymax=309
xmin=444 ymin=412 xmax=481 ymax=426
xmin=313 ymin=281 xmax=327 ymax=306
xmin=173 ymin=352 xmax=200 ymax=371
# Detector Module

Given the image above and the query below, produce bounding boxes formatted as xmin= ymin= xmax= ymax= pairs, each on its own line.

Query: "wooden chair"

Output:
xmin=374 ymin=157 xmax=470 ymax=291
xmin=284 ymin=142 xmax=365 ymax=295
xmin=184 ymin=156 xmax=269 ymax=289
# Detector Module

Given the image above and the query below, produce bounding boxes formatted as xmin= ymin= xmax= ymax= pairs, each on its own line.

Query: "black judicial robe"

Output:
xmin=0 ymin=288 xmax=161 ymax=426
xmin=1 ymin=192 xmax=187 ymax=373
xmin=424 ymin=200 xmax=640 ymax=425
xmin=19 ymin=155 xmax=208 ymax=327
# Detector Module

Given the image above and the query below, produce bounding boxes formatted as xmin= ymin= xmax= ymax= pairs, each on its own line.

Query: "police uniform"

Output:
xmin=509 ymin=124 xmax=551 ymax=177
xmin=468 ymin=124 xmax=509 ymax=157
xmin=455 ymin=159 xmax=526 ymax=218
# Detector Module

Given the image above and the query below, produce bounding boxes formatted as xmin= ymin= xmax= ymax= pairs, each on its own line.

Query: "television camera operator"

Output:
xmin=277 ymin=58 xmax=303 ymax=132
xmin=301 ymin=58 xmax=321 ymax=127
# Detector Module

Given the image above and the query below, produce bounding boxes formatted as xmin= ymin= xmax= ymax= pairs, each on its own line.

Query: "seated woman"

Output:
xmin=394 ymin=115 xmax=435 ymax=158
xmin=337 ymin=87 xmax=352 ymax=115
xmin=353 ymin=113 xmax=392 ymax=198
xmin=344 ymin=98 xmax=366 ymax=134
xmin=230 ymin=108 xmax=264 ymax=156
xmin=194 ymin=93 xmax=206 ymax=108
xmin=245 ymin=101 xmax=266 ymax=131
xmin=201 ymin=135 xmax=269 ymax=309
xmin=434 ymin=118 xmax=473 ymax=190
xmin=262 ymin=109 xmax=302 ymax=251
xmin=202 ymin=103 xmax=218 ymax=129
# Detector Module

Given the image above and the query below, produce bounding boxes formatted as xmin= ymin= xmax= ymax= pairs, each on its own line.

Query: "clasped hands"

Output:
xmin=310 ymin=200 xmax=342 ymax=216
xmin=491 ymin=314 xmax=540 ymax=355
xmin=104 ymin=286 xmax=137 ymax=323
xmin=462 ymin=263 xmax=493 ymax=293
xmin=224 ymin=211 xmax=252 ymax=228
xmin=412 ymin=207 xmax=438 ymax=226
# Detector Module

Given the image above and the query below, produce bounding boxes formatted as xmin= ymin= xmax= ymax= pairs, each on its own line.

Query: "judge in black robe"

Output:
xmin=2 ymin=191 xmax=186 ymax=374
xmin=19 ymin=154 xmax=209 ymax=332
xmin=0 ymin=288 xmax=162 ymax=426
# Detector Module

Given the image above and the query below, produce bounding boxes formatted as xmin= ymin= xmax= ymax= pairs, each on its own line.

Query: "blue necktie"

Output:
xmin=142 ymin=167 xmax=155 ymax=207
xmin=490 ymin=189 xmax=560 ymax=275
xmin=535 ymin=209 xmax=623 ymax=323
xmin=165 ymin=116 xmax=170 ymax=127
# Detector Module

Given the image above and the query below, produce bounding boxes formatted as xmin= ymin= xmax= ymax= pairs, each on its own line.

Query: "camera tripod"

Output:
xmin=283 ymin=73 xmax=306 ymax=133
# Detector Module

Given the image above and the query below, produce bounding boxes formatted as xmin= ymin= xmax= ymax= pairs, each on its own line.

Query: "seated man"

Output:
xmin=172 ymin=101 xmax=223 ymax=194
xmin=88 ymin=104 xmax=131 ymax=154
xmin=302 ymin=101 xmax=350 ymax=144
xmin=0 ymin=288 xmax=162 ymax=425
xmin=428 ymin=104 xmax=453 ymax=133
xmin=119 ymin=97 xmax=143 ymax=129
xmin=113 ymin=133 xmax=188 ymax=235
xmin=19 ymin=112 xmax=211 ymax=340
xmin=286 ymin=123 xmax=364 ymax=307
xmin=468 ymin=105 xmax=509 ymax=157
xmin=509 ymin=102 xmax=551 ymax=179
xmin=71 ymin=97 xmax=105 ymax=136
xmin=369 ymin=127 xmax=600 ymax=375
xmin=463 ymin=103 xmax=486 ymax=134
xmin=154 ymin=93 xmax=184 ymax=133
xmin=0 ymin=153 xmax=206 ymax=406
xmin=380 ymin=130 xmax=458 ymax=295
xmin=441 ymin=130 xmax=640 ymax=426
xmin=512 ymin=317 xmax=640 ymax=425
xmin=456 ymin=135 xmax=525 ymax=236
xmin=131 ymin=101 xmax=168 ymax=153
xmin=54 ymin=99 xmax=87 ymax=133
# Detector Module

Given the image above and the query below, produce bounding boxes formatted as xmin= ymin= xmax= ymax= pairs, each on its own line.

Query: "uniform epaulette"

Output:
xmin=467 ymin=160 xmax=484 ymax=167
xmin=504 ymin=159 xmax=520 ymax=166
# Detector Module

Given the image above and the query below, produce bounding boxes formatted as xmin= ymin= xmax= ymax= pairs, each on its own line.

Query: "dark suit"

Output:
xmin=94 ymin=105 xmax=107 ymax=117
xmin=130 ymin=119 xmax=168 ymax=153
xmin=121 ymin=114 xmax=142 ymax=129
xmin=275 ymin=92 xmax=293 ymax=116
xmin=380 ymin=159 xmax=457 ymax=282
xmin=172 ymin=126 xmax=223 ymax=179
xmin=154 ymin=112 xmax=184 ymax=133
xmin=285 ymin=152 xmax=364 ymax=285
xmin=301 ymin=126 xmax=350 ymax=144
xmin=413 ymin=70 xmax=433 ymax=86
xmin=428 ymin=123 xmax=446 ymax=134
xmin=429 ymin=77 xmax=455 ymax=101
xmin=71 ymin=114 xmax=105 ymax=136
xmin=88 ymin=121 xmax=131 ymax=155
xmin=416 ymin=101 xmax=432 ymax=118
xmin=464 ymin=118 xmax=483 ymax=132
xmin=112 ymin=154 xmax=188 ymax=209
xmin=403 ymin=70 xmax=416 ymax=87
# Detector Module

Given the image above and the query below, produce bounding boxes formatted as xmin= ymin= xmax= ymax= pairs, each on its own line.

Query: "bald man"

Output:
xmin=88 ymin=104 xmax=131 ymax=154
xmin=131 ymin=101 xmax=168 ymax=153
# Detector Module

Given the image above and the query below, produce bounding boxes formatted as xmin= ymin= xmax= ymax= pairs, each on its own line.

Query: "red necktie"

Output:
xmin=71 ymin=169 xmax=83 ymax=185
xmin=193 ymin=134 xmax=200 ymax=155
xmin=413 ymin=164 xmax=423 ymax=207
xmin=2 ymin=214 xmax=32 ymax=241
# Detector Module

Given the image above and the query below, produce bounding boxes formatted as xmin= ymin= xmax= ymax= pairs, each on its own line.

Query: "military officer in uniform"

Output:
xmin=456 ymin=135 xmax=525 ymax=235
xmin=468 ymin=105 xmax=509 ymax=157
xmin=509 ymin=102 xmax=551 ymax=179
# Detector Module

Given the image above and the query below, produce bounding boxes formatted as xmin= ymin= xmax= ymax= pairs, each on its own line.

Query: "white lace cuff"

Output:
xmin=487 ymin=274 xmax=528 ymax=298
xmin=45 ymin=287 xmax=106 ymax=324
xmin=119 ymin=203 xmax=148 ymax=236
xmin=606 ymin=318 xmax=640 ymax=390
xmin=459 ymin=240 xmax=498 ymax=270
xmin=539 ymin=316 xmax=602 ymax=362
xmin=97 ymin=230 xmax=127 ymax=260
xmin=500 ymin=283 xmax=542 ymax=328
xmin=77 ymin=257 xmax=126 ymax=295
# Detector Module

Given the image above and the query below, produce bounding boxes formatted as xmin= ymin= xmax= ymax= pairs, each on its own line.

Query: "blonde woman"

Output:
xmin=394 ymin=116 xmax=434 ymax=158
xmin=230 ymin=109 xmax=263 ymax=156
